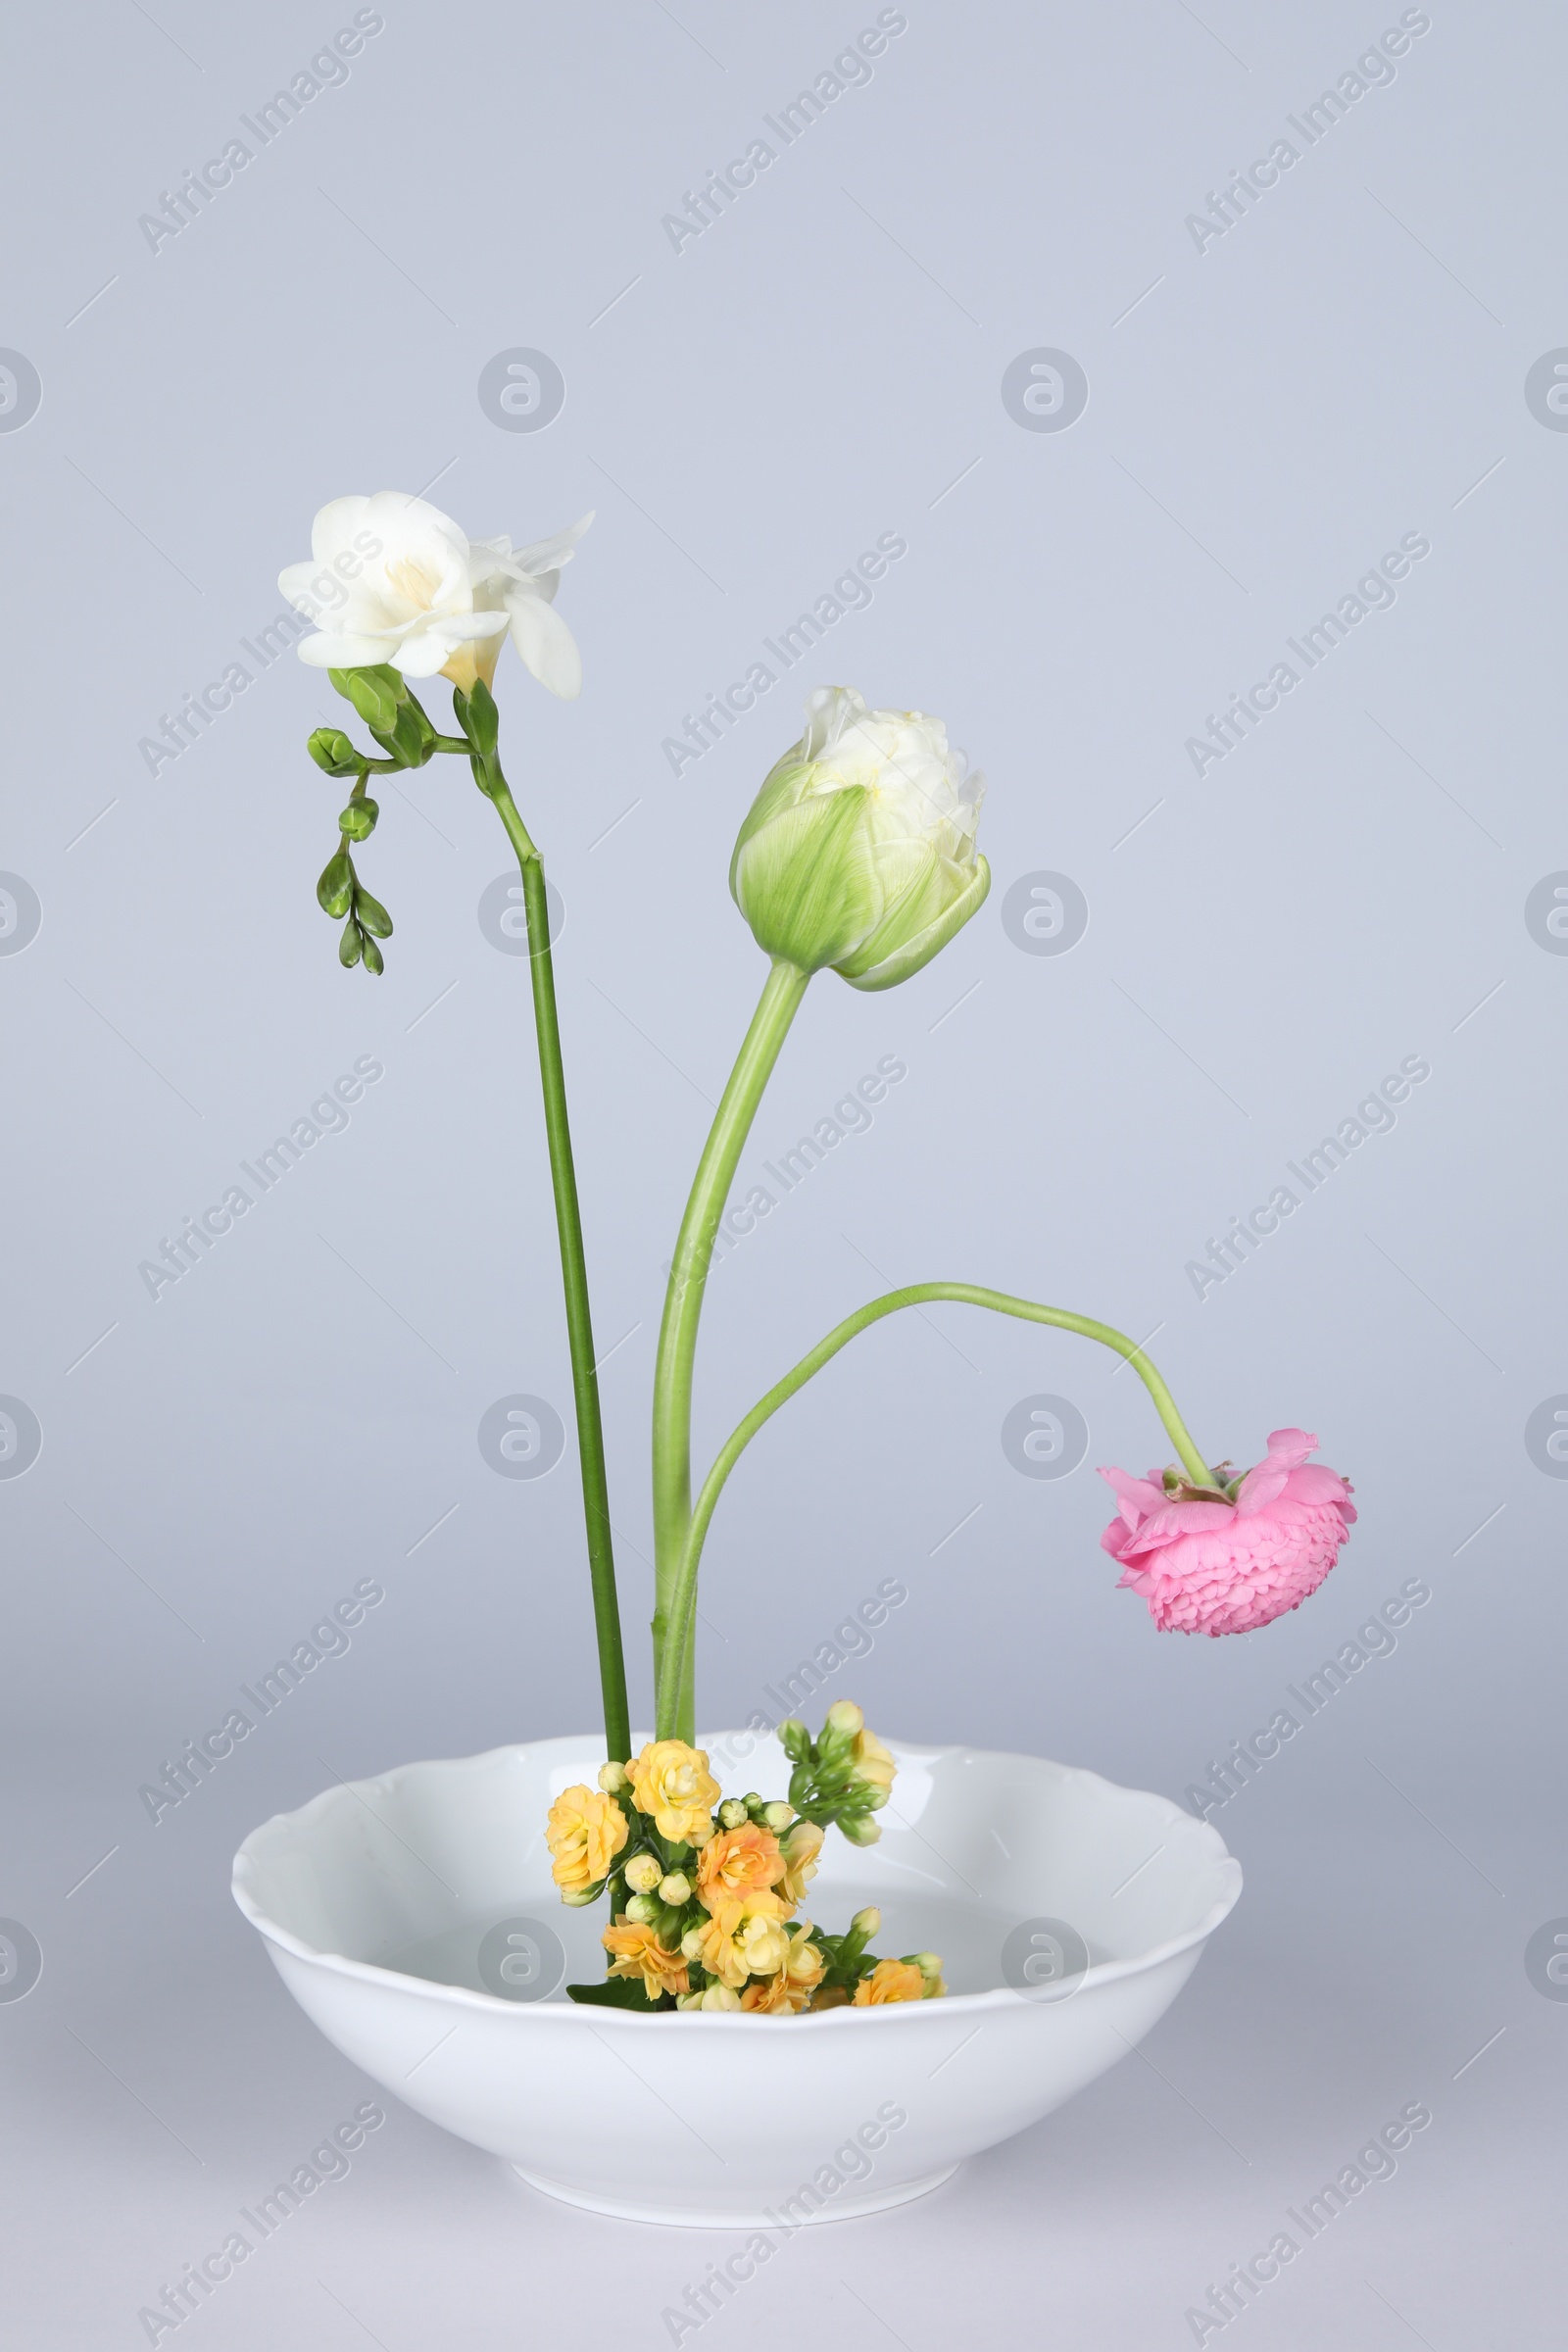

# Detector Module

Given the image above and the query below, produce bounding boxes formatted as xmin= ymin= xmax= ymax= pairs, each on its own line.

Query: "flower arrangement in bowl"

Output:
xmin=552 ymin=1707 xmax=938 ymax=2014
xmin=232 ymin=491 xmax=1355 ymax=2212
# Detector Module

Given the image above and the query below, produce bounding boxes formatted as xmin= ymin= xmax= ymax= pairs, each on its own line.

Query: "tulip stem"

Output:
xmin=654 ymin=1284 xmax=1213 ymax=1738
xmin=652 ymin=958 xmax=812 ymax=1743
xmin=483 ymin=764 xmax=631 ymax=1769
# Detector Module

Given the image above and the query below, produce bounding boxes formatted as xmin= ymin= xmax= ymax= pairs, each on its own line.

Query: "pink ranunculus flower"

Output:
xmin=1099 ymin=1429 xmax=1354 ymax=1637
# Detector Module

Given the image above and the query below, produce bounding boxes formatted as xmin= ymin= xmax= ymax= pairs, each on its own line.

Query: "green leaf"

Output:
xmin=308 ymin=727 xmax=362 ymax=778
xmin=361 ymin=934 xmax=385 ymax=976
xmin=355 ymin=889 xmax=393 ymax=939
xmin=338 ymin=916 xmax=363 ymax=968
xmin=339 ymin=798 xmax=378 ymax=842
xmin=317 ymin=849 xmax=354 ymax=918
xmin=565 ymin=1978 xmax=664 ymax=2010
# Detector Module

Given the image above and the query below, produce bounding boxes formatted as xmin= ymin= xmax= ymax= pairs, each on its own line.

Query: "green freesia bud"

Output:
xmin=317 ymin=849 xmax=354 ymax=918
xmin=338 ymin=916 xmax=363 ymax=968
xmin=354 ymin=889 xmax=393 ymax=940
xmin=462 ymin=676 xmax=500 ymax=760
xmin=730 ymin=687 xmax=989 ymax=991
xmin=339 ymin=798 xmax=379 ymax=841
xmin=329 ymin=663 xmax=405 ymax=733
xmin=361 ymin=935 xmax=385 ymax=977
xmin=309 ymin=727 xmax=362 ymax=778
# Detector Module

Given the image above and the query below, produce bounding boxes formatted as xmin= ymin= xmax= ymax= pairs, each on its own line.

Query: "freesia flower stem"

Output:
xmin=652 ymin=958 xmax=812 ymax=1743
xmin=654 ymin=1284 xmax=1213 ymax=1737
xmin=485 ymin=771 xmax=631 ymax=1767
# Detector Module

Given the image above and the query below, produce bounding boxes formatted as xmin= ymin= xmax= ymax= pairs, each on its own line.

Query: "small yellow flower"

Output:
xmin=623 ymin=1853 xmax=662 ymax=1895
xmin=849 ymin=1728 xmax=896 ymax=1794
xmin=853 ymin=1957 xmax=925 ymax=2006
xmin=544 ymin=1785 xmax=627 ymax=1896
xmin=741 ymin=1924 xmax=827 ymax=2014
xmin=603 ymin=1919 xmax=690 ymax=2002
xmin=778 ymin=1818 xmax=824 ymax=1907
xmin=625 ymin=1740 xmax=722 ymax=1844
xmin=696 ymin=1823 xmax=787 ymax=1914
xmin=694 ymin=1896 xmax=791 ymax=1990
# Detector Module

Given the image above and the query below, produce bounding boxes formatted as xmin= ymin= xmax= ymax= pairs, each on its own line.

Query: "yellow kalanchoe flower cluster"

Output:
xmin=539 ymin=1712 xmax=948 ymax=2015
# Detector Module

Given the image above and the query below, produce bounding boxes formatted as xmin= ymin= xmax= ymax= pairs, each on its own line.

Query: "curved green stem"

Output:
xmin=654 ymin=1283 xmax=1214 ymax=1738
xmin=485 ymin=767 xmax=630 ymax=1767
xmin=651 ymin=958 xmax=811 ymax=1742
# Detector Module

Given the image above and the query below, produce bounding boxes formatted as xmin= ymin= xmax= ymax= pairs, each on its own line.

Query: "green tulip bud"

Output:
xmin=309 ymin=727 xmax=362 ymax=778
xmin=730 ymin=687 xmax=989 ymax=990
xmin=317 ymin=850 xmax=354 ymax=918
xmin=338 ymin=798 xmax=379 ymax=841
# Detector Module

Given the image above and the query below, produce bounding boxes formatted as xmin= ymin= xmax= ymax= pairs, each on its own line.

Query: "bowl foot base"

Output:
xmin=510 ymin=2160 xmax=961 ymax=2229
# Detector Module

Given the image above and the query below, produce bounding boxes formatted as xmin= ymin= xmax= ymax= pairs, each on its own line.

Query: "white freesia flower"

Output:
xmin=278 ymin=492 xmax=592 ymax=698
xmin=729 ymin=686 xmax=990 ymax=990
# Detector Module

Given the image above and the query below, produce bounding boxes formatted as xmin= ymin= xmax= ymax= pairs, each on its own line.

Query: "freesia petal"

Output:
xmin=507 ymin=587 xmax=582 ymax=697
xmin=278 ymin=560 xmax=328 ymax=611
xmin=513 ymin=511 xmax=594 ymax=576
xmin=309 ymin=495 xmax=371 ymax=564
xmin=297 ymin=631 xmax=394 ymax=667
xmin=435 ymin=612 xmax=510 ymax=642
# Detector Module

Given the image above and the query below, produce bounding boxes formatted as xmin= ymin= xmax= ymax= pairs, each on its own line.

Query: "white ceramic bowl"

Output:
xmin=232 ymin=1733 xmax=1241 ymax=2227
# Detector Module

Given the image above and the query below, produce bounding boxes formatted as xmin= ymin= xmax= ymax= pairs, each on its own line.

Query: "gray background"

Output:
xmin=2 ymin=0 xmax=1562 ymax=2342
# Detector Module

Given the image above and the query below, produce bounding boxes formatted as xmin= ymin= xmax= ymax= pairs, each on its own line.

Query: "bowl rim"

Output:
xmin=231 ymin=1734 xmax=1243 ymax=2028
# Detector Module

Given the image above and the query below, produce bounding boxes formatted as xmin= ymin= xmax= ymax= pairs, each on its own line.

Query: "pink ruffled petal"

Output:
xmin=1101 ymin=1424 xmax=1351 ymax=1638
